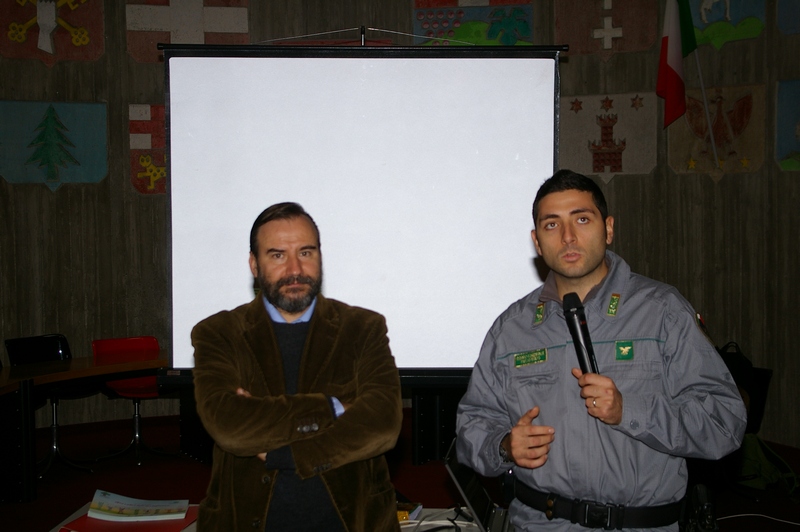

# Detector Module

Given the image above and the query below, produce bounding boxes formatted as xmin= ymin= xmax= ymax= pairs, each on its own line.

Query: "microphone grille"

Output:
xmin=562 ymin=292 xmax=583 ymax=312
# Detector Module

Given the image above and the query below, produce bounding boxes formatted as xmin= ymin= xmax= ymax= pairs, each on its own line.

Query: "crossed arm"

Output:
xmin=192 ymin=314 xmax=403 ymax=478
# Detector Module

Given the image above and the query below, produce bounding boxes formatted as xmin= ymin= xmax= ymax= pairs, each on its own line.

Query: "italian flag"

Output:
xmin=656 ymin=0 xmax=697 ymax=127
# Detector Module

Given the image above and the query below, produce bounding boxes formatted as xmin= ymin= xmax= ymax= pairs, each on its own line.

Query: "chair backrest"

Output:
xmin=92 ymin=336 xmax=160 ymax=397
xmin=4 ymin=334 xmax=72 ymax=366
xmin=92 ymin=336 xmax=160 ymax=366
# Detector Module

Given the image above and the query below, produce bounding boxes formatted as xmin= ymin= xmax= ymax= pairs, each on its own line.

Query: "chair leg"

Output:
xmin=131 ymin=399 xmax=177 ymax=465
xmin=38 ymin=398 xmax=93 ymax=478
xmin=95 ymin=399 xmax=175 ymax=466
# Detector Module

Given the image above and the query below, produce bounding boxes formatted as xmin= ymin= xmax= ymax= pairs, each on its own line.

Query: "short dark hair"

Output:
xmin=532 ymin=169 xmax=609 ymax=225
xmin=249 ymin=202 xmax=320 ymax=255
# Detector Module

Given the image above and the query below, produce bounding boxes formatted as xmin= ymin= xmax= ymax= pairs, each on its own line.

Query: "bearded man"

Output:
xmin=192 ymin=202 xmax=402 ymax=531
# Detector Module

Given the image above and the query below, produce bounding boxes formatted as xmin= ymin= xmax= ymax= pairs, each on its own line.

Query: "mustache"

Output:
xmin=275 ymin=275 xmax=315 ymax=288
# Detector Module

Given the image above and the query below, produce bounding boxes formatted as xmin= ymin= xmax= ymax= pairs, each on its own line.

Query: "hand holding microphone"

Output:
xmin=563 ymin=293 xmax=624 ymax=424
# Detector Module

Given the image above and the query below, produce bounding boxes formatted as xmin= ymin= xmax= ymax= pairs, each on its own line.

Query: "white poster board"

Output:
xmin=166 ymin=46 xmax=561 ymax=369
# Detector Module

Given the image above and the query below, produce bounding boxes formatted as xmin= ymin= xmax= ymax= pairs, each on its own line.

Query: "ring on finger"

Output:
xmin=592 ymin=398 xmax=597 ymax=408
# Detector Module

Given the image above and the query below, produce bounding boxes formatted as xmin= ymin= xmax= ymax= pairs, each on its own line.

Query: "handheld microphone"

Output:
xmin=562 ymin=292 xmax=600 ymax=374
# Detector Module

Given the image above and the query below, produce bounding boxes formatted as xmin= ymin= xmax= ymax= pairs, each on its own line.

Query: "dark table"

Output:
xmin=0 ymin=355 xmax=169 ymax=502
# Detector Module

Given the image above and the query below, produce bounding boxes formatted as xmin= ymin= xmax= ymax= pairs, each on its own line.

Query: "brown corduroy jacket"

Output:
xmin=192 ymin=294 xmax=403 ymax=531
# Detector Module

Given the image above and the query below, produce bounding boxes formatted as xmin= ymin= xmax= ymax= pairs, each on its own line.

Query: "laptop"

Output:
xmin=444 ymin=439 xmax=515 ymax=532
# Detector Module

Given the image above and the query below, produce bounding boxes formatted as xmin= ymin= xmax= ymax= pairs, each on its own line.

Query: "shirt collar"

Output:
xmin=262 ymin=296 xmax=317 ymax=323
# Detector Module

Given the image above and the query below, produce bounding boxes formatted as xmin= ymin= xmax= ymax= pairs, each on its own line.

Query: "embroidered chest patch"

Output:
xmin=616 ymin=340 xmax=634 ymax=361
xmin=514 ymin=348 xmax=547 ymax=368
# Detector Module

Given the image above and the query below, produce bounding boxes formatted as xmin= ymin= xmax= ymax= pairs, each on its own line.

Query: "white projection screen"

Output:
xmin=165 ymin=46 xmax=562 ymax=371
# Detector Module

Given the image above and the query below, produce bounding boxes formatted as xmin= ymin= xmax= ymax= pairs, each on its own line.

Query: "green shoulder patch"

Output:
xmin=615 ymin=340 xmax=634 ymax=361
xmin=534 ymin=303 xmax=545 ymax=325
xmin=514 ymin=348 xmax=547 ymax=368
xmin=607 ymin=294 xmax=621 ymax=316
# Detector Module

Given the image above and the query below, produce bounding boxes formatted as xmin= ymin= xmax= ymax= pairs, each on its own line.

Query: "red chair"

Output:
xmin=92 ymin=336 xmax=170 ymax=465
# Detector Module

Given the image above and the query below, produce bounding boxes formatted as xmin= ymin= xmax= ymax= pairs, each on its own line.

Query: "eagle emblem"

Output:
xmin=616 ymin=341 xmax=634 ymax=361
xmin=685 ymin=89 xmax=752 ymax=165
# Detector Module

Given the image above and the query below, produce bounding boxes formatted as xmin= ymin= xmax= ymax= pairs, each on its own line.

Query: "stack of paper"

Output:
xmin=57 ymin=490 xmax=198 ymax=532
xmin=88 ymin=490 xmax=189 ymax=521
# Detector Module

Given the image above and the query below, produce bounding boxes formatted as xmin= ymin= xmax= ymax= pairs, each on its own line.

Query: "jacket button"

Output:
xmin=311 ymin=423 xmax=319 ymax=431
xmin=261 ymin=474 xmax=271 ymax=484
xmin=251 ymin=518 xmax=261 ymax=528
xmin=630 ymin=420 xmax=640 ymax=430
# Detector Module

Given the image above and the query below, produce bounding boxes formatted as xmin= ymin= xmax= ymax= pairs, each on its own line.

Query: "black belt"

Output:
xmin=514 ymin=479 xmax=683 ymax=530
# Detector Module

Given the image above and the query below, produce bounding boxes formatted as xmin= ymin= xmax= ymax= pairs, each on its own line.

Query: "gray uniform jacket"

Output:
xmin=456 ymin=251 xmax=747 ymax=531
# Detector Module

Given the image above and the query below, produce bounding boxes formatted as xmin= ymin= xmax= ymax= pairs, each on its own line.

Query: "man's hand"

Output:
xmin=572 ymin=368 xmax=623 ymax=425
xmin=236 ymin=387 xmax=267 ymax=461
xmin=503 ymin=406 xmax=555 ymax=469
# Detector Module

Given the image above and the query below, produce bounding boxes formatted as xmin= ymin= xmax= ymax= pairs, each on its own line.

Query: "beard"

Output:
xmin=258 ymin=269 xmax=322 ymax=315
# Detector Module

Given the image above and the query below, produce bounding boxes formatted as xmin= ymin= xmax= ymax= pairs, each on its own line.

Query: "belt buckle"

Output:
xmin=581 ymin=500 xmax=620 ymax=530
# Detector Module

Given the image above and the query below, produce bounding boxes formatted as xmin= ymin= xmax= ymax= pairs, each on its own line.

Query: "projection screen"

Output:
xmin=165 ymin=46 xmax=562 ymax=370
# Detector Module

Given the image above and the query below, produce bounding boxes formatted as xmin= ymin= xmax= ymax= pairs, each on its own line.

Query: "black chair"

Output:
xmin=4 ymin=334 xmax=93 ymax=476
xmin=687 ymin=342 xmax=773 ymax=497
xmin=717 ymin=341 xmax=772 ymax=435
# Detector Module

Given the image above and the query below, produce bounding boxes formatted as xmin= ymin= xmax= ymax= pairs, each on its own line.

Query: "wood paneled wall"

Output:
xmin=1 ymin=2 xmax=797 ymax=448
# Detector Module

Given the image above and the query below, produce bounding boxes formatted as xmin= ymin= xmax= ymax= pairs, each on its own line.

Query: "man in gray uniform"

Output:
xmin=456 ymin=170 xmax=746 ymax=531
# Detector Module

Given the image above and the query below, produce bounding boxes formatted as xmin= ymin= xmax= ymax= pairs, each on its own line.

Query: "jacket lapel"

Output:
xmin=299 ymin=294 xmax=341 ymax=393
xmin=242 ymin=297 xmax=286 ymax=396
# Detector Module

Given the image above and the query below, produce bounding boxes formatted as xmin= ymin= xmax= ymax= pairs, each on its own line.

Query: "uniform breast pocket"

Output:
xmin=604 ymin=359 xmax=662 ymax=395
xmin=513 ymin=368 xmax=560 ymax=389
xmin=508 ymin=366 xmax=560 ymax=411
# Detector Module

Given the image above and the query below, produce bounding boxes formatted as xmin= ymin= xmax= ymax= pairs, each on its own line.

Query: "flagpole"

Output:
xmin=693 ymin=52 xmax=720 ymax=168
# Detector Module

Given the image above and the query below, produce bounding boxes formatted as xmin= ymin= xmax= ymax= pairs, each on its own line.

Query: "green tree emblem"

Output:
xmin=26 ymin=105 xmax=80 ymax=182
